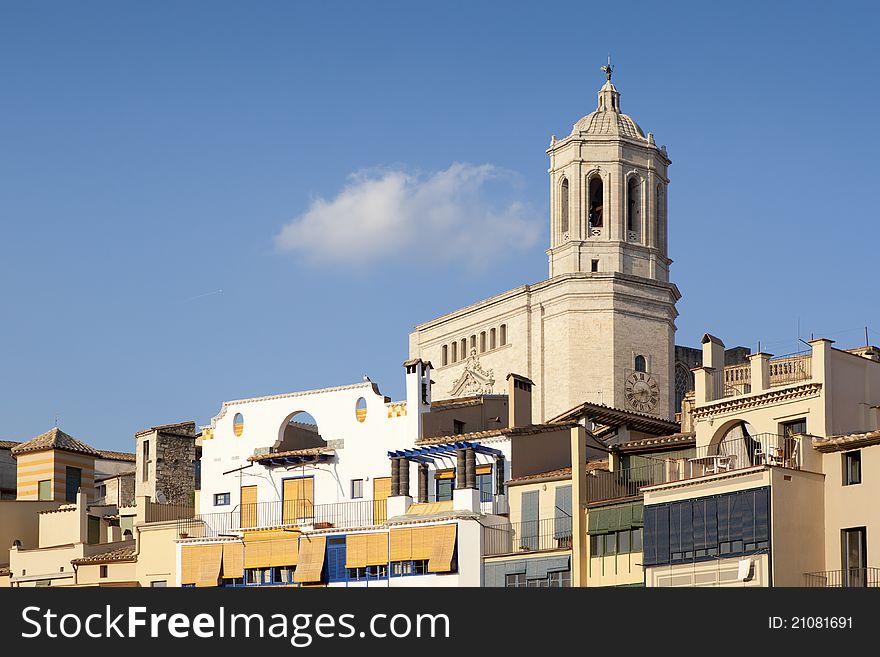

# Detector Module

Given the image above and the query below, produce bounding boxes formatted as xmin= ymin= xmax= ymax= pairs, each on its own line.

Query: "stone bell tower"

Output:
xmin=547 ymin=65 xmax=672 ymax=283
xmin=409 ymin=65 xmax=681 ymax=420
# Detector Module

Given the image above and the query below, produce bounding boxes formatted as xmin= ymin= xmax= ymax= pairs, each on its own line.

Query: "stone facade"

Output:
xmin=410 ymin=74 xmax=680 ymax=421
xmin=134 ymin=422 xmax=197 ymax=506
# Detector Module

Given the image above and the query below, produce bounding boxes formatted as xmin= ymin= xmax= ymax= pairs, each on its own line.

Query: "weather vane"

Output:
xmin=600 ymin=54 xmax=613 ymax=82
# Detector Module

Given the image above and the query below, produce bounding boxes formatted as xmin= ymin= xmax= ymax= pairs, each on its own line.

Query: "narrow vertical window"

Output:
xmin=470 ymin=335 xmax=477 ymax=351
xmin=142 ymin=440 xmax=150 ymax=482
xmin=460 ymin=338 xmax=467 ymax=357
xmin=490 ymin=329 xmax=496 ymax=350
xmin=451 ymin=342 xmax=457 ymax=362
xmin=442 ymin=345 xmax=448 ymax=366
xmin=656 ymin=184 xmax=665 ymax=251
xmin=635 ymin=355 xmax=647 ymax=373
xmin=588 ymin=177 xmax=604 ymax=228
xmin=591 ymin=259 xmax=599 ymax=272
xmin=480 ymin=331 xmax=487 ymax=353
xmin=627 ymin=177 xmax=640 ymax=235
xmin=560 ymin=177 xmax=569 ymax=235
xmin=499 ymin=324 xmax=507 ymax=347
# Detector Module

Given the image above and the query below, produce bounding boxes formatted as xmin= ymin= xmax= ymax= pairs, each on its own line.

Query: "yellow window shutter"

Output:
xmin=366 ymin=533 xmax=389 ymax=567
xmin=269 ymin=535 xmax=299 ymax=568
xmin=221 ymin=542 xmax=244 ymax=580
xmin=389 ymin=528 xmax=412 ymax=562
xmin=345 ymin=534 xmax=368 ymax=569
xmin=476 ymin=464 xmax=492 ymax=475
xmin=180 ymin=546 xmax=198 ymax=585
xmin=244 ymin=536 xmax=273 ymax=569
xmin=293 ymin=536 xmax=326 ymax=583
xmin=195 ymin=544 xmax=223 ymax=587
xmin=411 ymin=526 xmax=433 ymax=561
xmin=427 ymin=524 xmax=457 ymax=573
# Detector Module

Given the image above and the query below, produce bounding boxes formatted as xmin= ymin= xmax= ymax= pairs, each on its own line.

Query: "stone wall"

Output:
xmin=0 ymin=447 xmax=17 ymax=499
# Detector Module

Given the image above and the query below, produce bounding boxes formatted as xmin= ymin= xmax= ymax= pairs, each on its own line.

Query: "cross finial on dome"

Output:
xmin=600 ymin=55 xmax=613 ymax=82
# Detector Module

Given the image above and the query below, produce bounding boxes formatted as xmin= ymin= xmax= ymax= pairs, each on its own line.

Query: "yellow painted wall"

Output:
xmin=38 ymin=507 xmax=83 ymax=548
xmin=135 ymin=523 xmax=179 ymax=587
xmin=769 ymin=467 xmax=825 ymax=586
xmin=822 ymin=445 xmax=880 ymax=573
xmin=16 ymin=450 xmax=95 ymax=502
xmin=75 ymin=560 xmax=138 ymax=586
xmin=588 ymin=552 xmax=643 ymax=587
xmin=0 ymin=500 xmax=62 ymax=555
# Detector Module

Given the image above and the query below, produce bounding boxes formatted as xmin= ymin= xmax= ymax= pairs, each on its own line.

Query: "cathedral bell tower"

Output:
xmin=547 ymin=65 xmax=671 ymax=282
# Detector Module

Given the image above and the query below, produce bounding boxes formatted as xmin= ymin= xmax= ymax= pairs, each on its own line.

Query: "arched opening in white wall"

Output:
xmin=276 ymin=411 xmax=326 ymax=452
xmin=442 ymin=345 xmax=448 ymax=366
xmin=355 ymin=397 xmax=368 ymax=423
xmin=707 ymin=420 xmax=780 ymax=470
xmin=233 ymin=413 xmax=244 ymax=437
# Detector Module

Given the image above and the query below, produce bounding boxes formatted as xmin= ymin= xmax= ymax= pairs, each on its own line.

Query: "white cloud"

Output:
xmin=274 ymin=163 xmax=541 ymax=267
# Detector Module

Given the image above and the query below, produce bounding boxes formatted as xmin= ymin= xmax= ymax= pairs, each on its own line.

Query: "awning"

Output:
xmin=293 ymin=536 xmax=326 ymax=583
xmin=345 ymin=533 xmax=389 ymax=568
xmin=180 ymin=544 xmax=222 ymax=587
xmin=588 ymin=502 xmax=644 ymax=534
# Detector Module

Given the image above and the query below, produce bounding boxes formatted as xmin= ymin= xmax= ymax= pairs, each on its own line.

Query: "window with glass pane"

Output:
xmin=436 ymin=478 xmax=454 ymax=502
xmin=38 ymin=480 xmax=52 ymax=501
xmin=590 ymin=534 xmax=603 ymax=557
xmin=351 ymin=479 xmax=364 ymax=499
xmin=548 ymin=570 xmax=571 ymax=587
xmin=477 ymin=473 xmax=492 ymax=502
xmin=604 ymin=532 xmax=617 ymax=555
xmin=618 ymin=529 xmax=631 ymax=553
xmin=842 ymin=527 xmax=867 ymax=587
xmin=65 ymin=467 xmax=82 ymax=503
xmin=843 ymin=451 xmax=861 ymax=486
xmin=631 ymin=528 xmax=643 ymax=552
xmin=505 ymin=573 xmax=526 ymax=588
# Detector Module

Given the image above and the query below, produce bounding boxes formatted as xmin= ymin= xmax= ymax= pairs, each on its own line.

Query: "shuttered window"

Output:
xmin=554 ymin=485 xmax=572 ymax=540
xmin=643 ymin=487 xmax=770 ymax=566
xmin=181 ymin=544 xmax=222 ymax=587
xmin=222 ymin=543 xmax=244 ymax=580
xmin=293 ymin=536 xmax=326 ymax=583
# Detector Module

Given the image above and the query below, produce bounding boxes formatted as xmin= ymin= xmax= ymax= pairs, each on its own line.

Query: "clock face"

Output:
xmin=624 ymin=371 xmax=660 ymax=413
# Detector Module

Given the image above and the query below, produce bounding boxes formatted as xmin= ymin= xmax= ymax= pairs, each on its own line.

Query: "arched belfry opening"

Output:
xmin=588 ymin=176 xmax=603 ymax=229
xmin=627 ymin=176 xmax=640 ymax=238
xmin=560 ymin=177 xmax=569 ymax=235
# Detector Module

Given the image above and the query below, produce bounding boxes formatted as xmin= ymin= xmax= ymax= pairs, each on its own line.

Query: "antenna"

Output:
xmin=866 ymin=326 xmax=870 ymax=347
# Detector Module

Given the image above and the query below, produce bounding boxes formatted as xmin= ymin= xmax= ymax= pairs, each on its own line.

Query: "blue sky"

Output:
xmin=2 ymin=1 xmax=878 ymax=451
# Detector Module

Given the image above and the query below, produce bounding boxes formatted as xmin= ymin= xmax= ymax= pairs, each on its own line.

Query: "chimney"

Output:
xmin=403 ymin=358 xmax=433 ymax=440
xmin=701 ymin=333 xmax=725 ymax=370
xmin=506 ymin=374 xmax=534 ymax=428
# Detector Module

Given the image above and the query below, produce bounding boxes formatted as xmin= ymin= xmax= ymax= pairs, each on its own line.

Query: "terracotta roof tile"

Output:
xmin=813 ymin=431 xmax=880 ymax=453
xmin=248 ymin=447 xmax=335 ymax=463
xmin=71 ymin=544 xmax=136 ymax=565
xmin=415 ymin=422 xmax=577 ymax=446
xmin=10 ymin=428 xmax=101 ymax=458
xmin=0 ymin=440 xmax=20 ymax=449
xmin=508 ymin=459 xmax=610 ymax=484
xmin=97 ymin=450 xmax=136 ymax=462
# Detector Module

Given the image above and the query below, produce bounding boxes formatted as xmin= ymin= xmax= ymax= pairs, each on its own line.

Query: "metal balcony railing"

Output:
xmin=683 ymin=433 xmax=800 ymax=478
xmin=804 ymin=568 xmax=880 ymax=588
xmin=714 ymin=353 xmax=812 ymax=401
xmin=177 ymin=498 xmax=387 ymax=539
xmin=483 ymin=517 xmax=572 ymax=556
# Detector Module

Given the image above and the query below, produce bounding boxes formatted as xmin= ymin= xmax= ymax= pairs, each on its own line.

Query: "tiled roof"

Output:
xmin=97 ymin=450 xmax=136 ymax=462
xmin=71 ymin=544 xmax=136 ymax=565
xmin=549 ymin=401 xmax=680 ymax=435
xmin=813 ymin=430 xmax=880 ymax=453
xmin=614 ymin=432 xmax=696 ymax=453
xmin=429 ymin=395 xmax=506 ymax=409
xmin=508 ymin=459 xmax=610 ymax=484
xmin=415 ymin=422 xmax=577 ymax=446
xmin=0 ymin=440 xmax=20 ymax=449
xmin=0 ymin=566 xmax=10 ymax=577
xmin=248 ymin=447 xmax=335 ymax=463
xmin=10 ymin=427 xmax=101 ymax=458
xmin=135 ymin=421 xmax=196 ymax=438
xmin=95 ymin=470 xmax=136 ymax=482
